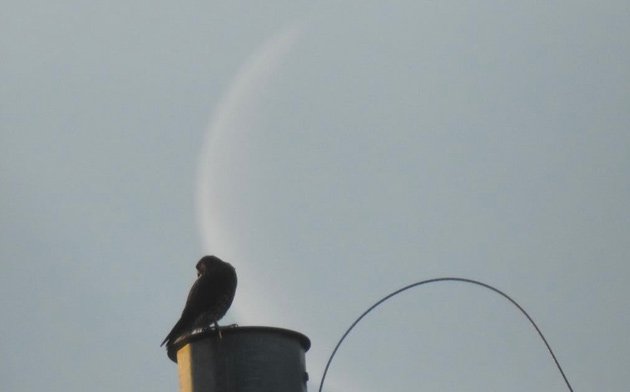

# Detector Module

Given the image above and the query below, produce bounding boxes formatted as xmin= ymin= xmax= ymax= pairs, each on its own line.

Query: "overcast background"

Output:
xmin=2 ymin=1 xmax=629 ymax=391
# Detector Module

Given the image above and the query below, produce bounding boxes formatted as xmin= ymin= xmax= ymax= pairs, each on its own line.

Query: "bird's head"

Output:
xmin=195 ymin=255 xmax=224 ymax=277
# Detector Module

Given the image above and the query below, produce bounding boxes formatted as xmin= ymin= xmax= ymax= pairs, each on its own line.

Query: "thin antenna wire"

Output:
xmin=318 ymin=277 xmax=573 ymax=392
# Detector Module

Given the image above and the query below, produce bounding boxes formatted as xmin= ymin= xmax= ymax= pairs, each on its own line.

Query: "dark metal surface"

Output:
xmin=169 ymin=326 xmax=310 ymax=392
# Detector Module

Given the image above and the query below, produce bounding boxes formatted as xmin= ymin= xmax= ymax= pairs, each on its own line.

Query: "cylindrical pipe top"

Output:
xmin=169 ymin=326 xmax=310 ymax=392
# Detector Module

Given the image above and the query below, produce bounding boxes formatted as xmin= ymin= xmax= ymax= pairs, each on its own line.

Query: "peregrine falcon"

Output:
xmin=161 ymin=255 xmax=237 ymax=347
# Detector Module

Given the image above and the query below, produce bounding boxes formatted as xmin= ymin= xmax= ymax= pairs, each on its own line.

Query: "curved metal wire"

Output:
xmin=318 ymin=277 xmax=573 ymax=392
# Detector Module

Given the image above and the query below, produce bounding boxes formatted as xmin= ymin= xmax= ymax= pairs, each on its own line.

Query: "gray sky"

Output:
xmin=2 ymin=2 xmax=629 ymax=391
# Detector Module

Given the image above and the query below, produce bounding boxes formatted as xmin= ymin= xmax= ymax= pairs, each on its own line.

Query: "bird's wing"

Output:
xmin=160 ymin=277 xmax=208 ymax=347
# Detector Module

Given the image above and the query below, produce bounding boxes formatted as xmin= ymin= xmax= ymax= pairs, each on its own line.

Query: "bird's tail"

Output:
xmin=161 ymin=317 xmax=187 ymax=347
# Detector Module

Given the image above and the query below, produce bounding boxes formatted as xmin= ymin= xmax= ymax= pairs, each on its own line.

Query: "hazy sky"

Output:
xmin=2 ymin=2 xmax=629 ymax=391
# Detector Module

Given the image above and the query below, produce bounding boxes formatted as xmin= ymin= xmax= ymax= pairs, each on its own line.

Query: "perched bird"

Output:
xmin=161 ymin=255 xmax=237 ymax=347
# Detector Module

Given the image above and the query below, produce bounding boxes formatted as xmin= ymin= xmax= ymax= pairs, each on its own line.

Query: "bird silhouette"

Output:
xmin=161 ymin=255 xmax=237 ymax=347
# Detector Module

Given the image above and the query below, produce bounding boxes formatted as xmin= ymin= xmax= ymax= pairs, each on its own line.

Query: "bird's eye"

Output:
xmin=197 ymin=272 xmax=201 ymax=277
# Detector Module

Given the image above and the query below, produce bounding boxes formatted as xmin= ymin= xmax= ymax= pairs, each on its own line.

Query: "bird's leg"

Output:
xmin=214 ymin=321 xmax=222 ymax=339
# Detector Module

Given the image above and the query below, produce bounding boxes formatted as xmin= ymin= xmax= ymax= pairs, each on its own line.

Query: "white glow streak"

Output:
xmin=194 ymin=25 xmax=301 ymax=322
